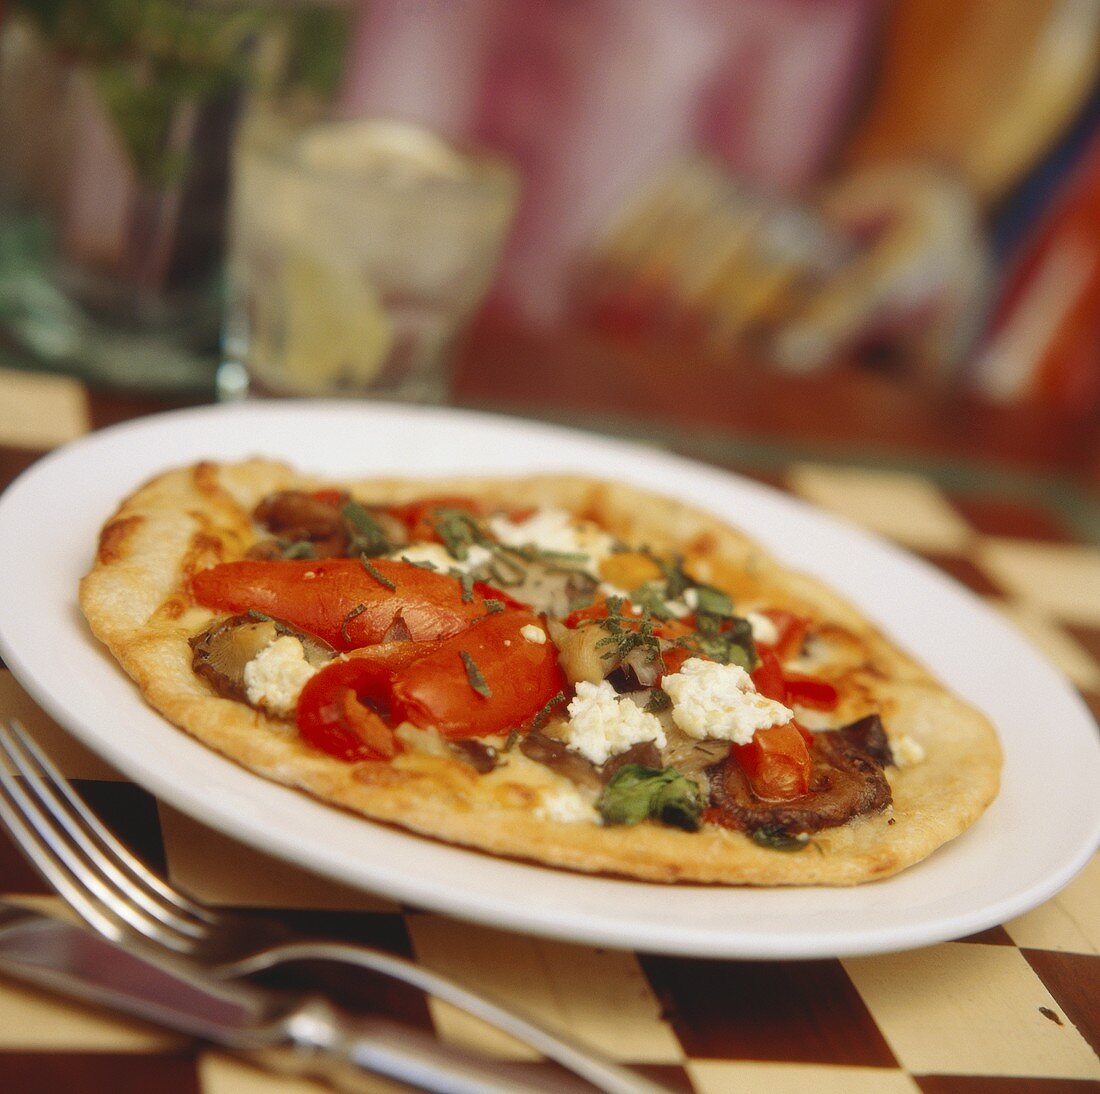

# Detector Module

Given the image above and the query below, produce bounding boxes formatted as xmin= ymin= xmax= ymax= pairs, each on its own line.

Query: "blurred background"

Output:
xmin=0 ymin=0 xmax=1098 ymax=491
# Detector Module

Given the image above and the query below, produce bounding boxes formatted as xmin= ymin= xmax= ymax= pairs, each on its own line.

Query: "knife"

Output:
xmin=0 ymin=901 xmax=606 ymax=1093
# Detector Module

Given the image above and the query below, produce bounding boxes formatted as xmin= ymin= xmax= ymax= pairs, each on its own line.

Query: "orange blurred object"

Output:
xmin=972 ymin=133 xmax=1100 ymax=414
xmin=844 ymin=0 xmax=1100 ymax=201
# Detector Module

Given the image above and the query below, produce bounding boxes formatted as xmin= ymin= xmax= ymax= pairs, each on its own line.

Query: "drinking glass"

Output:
xmin=219 ymin=112 xmax=518 ymax=402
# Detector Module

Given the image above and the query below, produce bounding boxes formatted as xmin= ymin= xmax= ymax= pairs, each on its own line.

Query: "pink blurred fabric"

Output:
xmin=338 ymin=0 xmax=877 ymax=324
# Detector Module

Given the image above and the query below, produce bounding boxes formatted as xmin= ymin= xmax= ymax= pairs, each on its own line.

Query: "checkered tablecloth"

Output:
xmin=0 ymin=366 xmax=1097 ymax=1093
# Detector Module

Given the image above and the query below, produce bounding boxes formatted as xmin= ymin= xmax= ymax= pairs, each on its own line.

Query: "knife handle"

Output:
xmin=273 ymin=996 xmax=601 ymax=1094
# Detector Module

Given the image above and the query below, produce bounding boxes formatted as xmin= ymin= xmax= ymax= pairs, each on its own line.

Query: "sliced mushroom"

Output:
xmin=660 ymin=726 xmax=731 ymax=786
xmin=599 ymin=740 xmax=662 ymax=782
xmin=492 ymin=562 xmax=597 ymax=617
xmin=448 ymin=739 xmax=499 ymax=774
xmin=254 ymin=490 xmax=348 ymax=539
xmin=190 ymin=614 xmax=335 ymax=701
xmin=519 ymin=732 xmax=603 ymax=789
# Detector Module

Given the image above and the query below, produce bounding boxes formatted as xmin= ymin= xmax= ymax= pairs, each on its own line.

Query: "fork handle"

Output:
xmin=222 ymin=940 xmax=666 ymax=1094
xmin=273 ymin=997 xmax=595 ymax=1094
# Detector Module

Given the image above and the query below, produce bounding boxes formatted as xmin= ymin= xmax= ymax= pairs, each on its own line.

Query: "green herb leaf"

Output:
xmin=586 ymin=598 xmax=663 ymax=665
xmin=246 ymin=609 xmax=274 ymax=623
xmin=454 ymin=571 xmax=475 ymax=603
xmin=691 ymin=585 xmax=733 ymax=616
xmin=678 ymin=614 xmax=757 ymax=670
xmin=433 ymin=509 xmax=492 ymax=562
xmin=643 ymin=688 xmax=672 ymax=713
xmin=629 ymin=582 xmax=674 ymax=621
xmin=342 ymin=502 xmax=392 ymax=557
xmin=460 ymin=650 xmax=492 ymax=698
xmin=530 ymin=548 xmax=590 ymax=565
xmin=360 ymin=557 xmax=397 ymax=591
xmin=530 ymin=690 xmax=566 ymax=731
xmin=659 ymin=555 xmax=691 ymax=600
xmin=341 ymin=603 xmax=368 ymax=644
xmin=598 ymin=765 xmax=703 ymax=831
xmin=750 ymin=826 xmax=810 ymax=852
xmin=275 ymin=538 xmax=315 ymax=560
xmin=487 ymin=554 xmax=527 ymax=587
xmin=483 ymin=599 xmax=505 ymax=614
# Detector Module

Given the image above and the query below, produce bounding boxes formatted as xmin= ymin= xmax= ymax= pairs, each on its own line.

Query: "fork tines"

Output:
xmin=0 ymin=720 xmax=214 ymax=951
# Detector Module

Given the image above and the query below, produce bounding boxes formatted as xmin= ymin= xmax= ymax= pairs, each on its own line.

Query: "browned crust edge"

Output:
xmin=78 ymin=459 xmax=1002 ymax=886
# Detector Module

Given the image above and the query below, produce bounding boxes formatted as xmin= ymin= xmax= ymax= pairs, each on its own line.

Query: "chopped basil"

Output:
xmin=487 ymin=552 xmax=527 ymax=587
xmin=491 ymin=539 xmax=594 ymax=579
xmin=460 ymin=650 xmax=492 ymax=698
xmin=246 ymin=609 xmax=274 ymax=623
xmin=679 ymin=613 xmax=756 ymax=670
xmin=433 ymin=509 xmax=492 ymax=562
xmin=453 ymin=570 xmax=475 ymax=603
xmin=691 ymin=584 xmax=733 ymax=616
xmin=589 ymin=598 xmax=662 ymax=665
xmin=598 ymin=765 xmax=703 ymax=831
xmin=643 ymin=688 xmax=672 ymax=713
xmin=750 ymin=826 xmax=810 ymax=852
xmin=341 ymin=603 xmax=368 ymax=644
xmin=658 ymin=555 xmax=691 ymax=600
xmin=360 ymin=557 xmax=397 ymax=591
xmin=530 ymin=689 xmax=566 ymax=731
xmin=483 ymin=599 xmax=505 ymax=614
xmin=630 ymin=582 xmax=675 ymax=621
xmin=530 ymin=548 xmax=589 ymax=565
xmin=566 ymin=589 xmax=597 ymax=613
xmin=276 ymin=538 xmax=315 ymax=560
xmin=342 ymin=502 xmax=391 ymax=557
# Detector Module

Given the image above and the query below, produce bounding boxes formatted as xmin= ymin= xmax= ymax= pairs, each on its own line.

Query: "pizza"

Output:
xmin=79 ymin=459 xmax=1001 ymax=885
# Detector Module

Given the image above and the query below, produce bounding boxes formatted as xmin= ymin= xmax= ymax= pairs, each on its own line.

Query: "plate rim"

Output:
xmin=1 ymin=400 xmax=1097 ymax=959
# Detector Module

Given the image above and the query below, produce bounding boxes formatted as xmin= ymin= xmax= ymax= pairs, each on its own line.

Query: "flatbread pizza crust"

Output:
xmin=79 ymin=459 xmax=1001 ymax=885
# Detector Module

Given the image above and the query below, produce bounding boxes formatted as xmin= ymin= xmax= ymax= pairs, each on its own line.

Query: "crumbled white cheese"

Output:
xmin=662 ymin=599 xmax=691 ymax=619
xmin=535 ymin=784 xmax=599 ymax=824
xmin=243 ymin=636 xmax=318 ymax=718
xmin=520 ymin=623 xmax=547 ymax=644
xmin=746 ymin=611 xmax=779 ymax=647
xmin=682 ymin=588 xmax=700 ymax=610
xmin=388 ymin=542 xmax=493 ymax=573
xmin=662 ymin=658 xmax=793 ymax=744
xmin=563 ymin=680 xmax=667 ymax=765
xmin=891 ymin=733 xmax=925 ymax=768
xmin=489 ymin=508 xmax=615 ymax=576
xmin=597 ymin=582 xmax=632 ymax=600
xmin=394 ymin=722 xmax=451 ymax=757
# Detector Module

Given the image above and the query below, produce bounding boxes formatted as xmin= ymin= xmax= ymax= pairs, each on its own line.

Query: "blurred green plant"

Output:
xmin=12 ymin=0 xmax=349 ymax=184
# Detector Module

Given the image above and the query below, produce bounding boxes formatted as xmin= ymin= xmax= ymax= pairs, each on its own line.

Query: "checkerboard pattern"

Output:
xmin=0 ymin=372 xmax=1097 ymax=1093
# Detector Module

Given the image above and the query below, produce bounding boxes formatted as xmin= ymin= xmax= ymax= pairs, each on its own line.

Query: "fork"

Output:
xmin=0 ymin=720 xmax=664 ymax=1094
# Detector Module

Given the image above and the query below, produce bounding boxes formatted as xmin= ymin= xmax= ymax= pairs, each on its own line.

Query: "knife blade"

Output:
xmin=0 ymin=902 xmax=603 ymax=1093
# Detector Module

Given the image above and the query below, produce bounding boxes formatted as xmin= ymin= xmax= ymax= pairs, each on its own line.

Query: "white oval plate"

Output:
xmin=0 ymin=402 xmax=1097 ymax=959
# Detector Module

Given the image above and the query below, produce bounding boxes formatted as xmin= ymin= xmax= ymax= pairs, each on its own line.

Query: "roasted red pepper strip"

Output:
xmin=751 ymin=648 xmax=788 ymax=703
xmin=296 ymin=611 xmax=565 ymax=760
xmin=761 ymin=610 xmax=810 ymax=661
xmin=296 ymin=642 xmax=437 ymax=762
xmin=732 ymin=722 xmax=813 ymax=801
xmin=191 ymin=558 xmax=492 ymax=651
xmin=783 ymin=674 xmax=839 ymax=711
xmin=753 ymin=635 xmax=838 ymax=711
xmin=392 ymin=610 xmax=568 ymax=739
